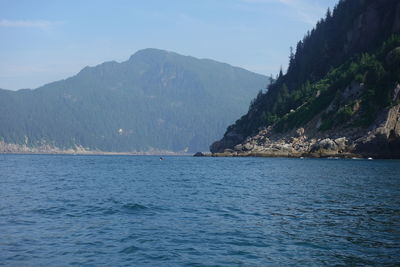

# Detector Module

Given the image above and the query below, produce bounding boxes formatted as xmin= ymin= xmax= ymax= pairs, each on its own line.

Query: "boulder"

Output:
xmin=243 ymin=143 xmax=254 ymax=151
xmin=310 ymin=138 xmax=338 ymax=153
xmin=234 ymin=144 xmax=243 ymax=151
xmin=296 ymin=128 xmax=305 ymax=137
xmin=334 ymin=137 xmax=347 ymax=151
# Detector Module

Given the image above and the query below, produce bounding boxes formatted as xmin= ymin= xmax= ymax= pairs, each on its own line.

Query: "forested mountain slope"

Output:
xmin=210 ymin=0 xmax=400 ymax=158
xmin=0 ymin=49 xmax=268 ymax=153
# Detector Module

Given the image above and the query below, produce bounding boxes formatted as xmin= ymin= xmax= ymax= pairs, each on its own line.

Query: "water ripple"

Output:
xmin=0 ymin=155 xmax=399 ymax=266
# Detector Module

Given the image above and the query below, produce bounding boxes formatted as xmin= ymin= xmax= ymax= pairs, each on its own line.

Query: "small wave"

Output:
xmin=119 ymin=245 xmax=140 ymax=254
xmin=80 ymin=205 xmax=118 ymax=216
xmin=227 ymin=240 xmax=269 ymax=248
xmin=32 ymin=207 xmax=67 ymax=215
xmin=71 ymin=203 xmax=150 ymax=217
xmin=293 ymin=241 xmax=329 ymax=250
xmin=122 ymin=203 xmax=148 ymax=211
xmin=102 ymin=208 xmax=119 ymax=215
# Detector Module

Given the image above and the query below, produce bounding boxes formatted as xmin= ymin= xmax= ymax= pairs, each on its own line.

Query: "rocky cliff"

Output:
xmin=208 ymin=0 xmax=400 ymax=159
xmin=210 ymin=103 xmax=400 ymax=159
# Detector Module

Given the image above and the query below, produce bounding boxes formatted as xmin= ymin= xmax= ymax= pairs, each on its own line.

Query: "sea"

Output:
xmin=1 ymin=154 xmax=399 ymax=266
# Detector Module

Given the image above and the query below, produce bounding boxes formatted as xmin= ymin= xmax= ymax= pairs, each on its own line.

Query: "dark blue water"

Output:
xmin=1 ymin=155 xmax=399 ymax=266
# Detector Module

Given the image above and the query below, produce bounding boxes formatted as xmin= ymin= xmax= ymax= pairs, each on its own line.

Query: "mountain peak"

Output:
xmin=128 ymin=48 xmax=174 ymax=62
xmin=0 ymin=49 xmax=268 ymax=153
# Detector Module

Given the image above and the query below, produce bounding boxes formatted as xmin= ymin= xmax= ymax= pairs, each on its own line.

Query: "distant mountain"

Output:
xmin=0 ymin=49 xmax=268 ymax=153
xmin=211 ymin=0 xmax=400 ymax=158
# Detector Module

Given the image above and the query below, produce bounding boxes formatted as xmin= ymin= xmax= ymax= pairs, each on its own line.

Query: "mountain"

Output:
xmin=0 ymin=49 xmax=268 ymax=153
xmin=210 ymin=0 xmax=400 ymax=158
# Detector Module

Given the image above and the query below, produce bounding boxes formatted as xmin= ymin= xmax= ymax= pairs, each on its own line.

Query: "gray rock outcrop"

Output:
xmin=209 ymin=104 xmax=400 ymax=158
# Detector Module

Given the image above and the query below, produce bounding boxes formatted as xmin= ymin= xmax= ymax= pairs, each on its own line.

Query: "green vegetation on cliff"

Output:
xmin=223 ymin=0 xmax=400 ymax=142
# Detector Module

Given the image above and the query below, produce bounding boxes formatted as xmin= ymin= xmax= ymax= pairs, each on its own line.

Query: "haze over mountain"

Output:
xmin=0 ymin=48 xmax=268 ymax=153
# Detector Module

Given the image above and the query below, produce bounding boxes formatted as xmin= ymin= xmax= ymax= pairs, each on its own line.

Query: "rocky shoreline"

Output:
xmin=197 ymin=104 xmax=400 ymax=159
xmin=0 ymin=141 xmax=189 ymax=156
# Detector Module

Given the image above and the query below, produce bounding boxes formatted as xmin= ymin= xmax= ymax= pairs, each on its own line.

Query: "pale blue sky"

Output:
xmin=0 ymin=0 xmax=339 ymax=90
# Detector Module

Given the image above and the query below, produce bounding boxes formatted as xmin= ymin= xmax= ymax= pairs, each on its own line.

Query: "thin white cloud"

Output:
xmin=240 ymin=0 xmax=328 ymax=25
xmin=0 ymin=19 xmax=61 ymax=29
xmin=281 ymin=0 xmax=327 ymax=25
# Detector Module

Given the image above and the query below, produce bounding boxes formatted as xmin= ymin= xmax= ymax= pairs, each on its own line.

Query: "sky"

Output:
xmin=0 ymin=0 xmax=339 ymax=90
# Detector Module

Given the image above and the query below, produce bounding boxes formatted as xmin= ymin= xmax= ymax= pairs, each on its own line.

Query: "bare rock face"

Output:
xmin=393 ymin=84 xmax=400 ymax=101
xmin=296 ymin=128 xmax=305 ymax=137
xmin=344 ymin=0 xmax=400 ymax=55
xmin=310 ymin=139 xmax=338 ymax=153
xmin=209 ymin=131 xmax=244 ymax=153
xmin=354 ymin=104 xmax=400 ymax=158
xmin=243 ymin=143 xmax=254 ymax=151
xmin=345 ymin=2 xmax=379 ymax=53
xmin=334 ymin=137 xmax=348 ymax=152
xmin=210 ymin=103 xmax=400 ymax=158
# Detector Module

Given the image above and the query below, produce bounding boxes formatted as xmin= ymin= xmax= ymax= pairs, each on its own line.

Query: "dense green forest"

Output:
xmin=222 ymin=0 xmax=400 ymax=141
xmin=0 ymin=49 xmax=267 ymax=152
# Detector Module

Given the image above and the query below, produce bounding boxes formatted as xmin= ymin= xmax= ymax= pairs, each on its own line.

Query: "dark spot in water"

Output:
xmin=122 ymin=203 xmax=148 ymax=211
xmin=119 ymin=245 xmax=140 ymax=254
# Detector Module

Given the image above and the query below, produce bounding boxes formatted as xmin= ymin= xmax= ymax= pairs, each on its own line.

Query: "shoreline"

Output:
xmin=194 ymin=151 xmax=400 ymax=159
xmin=0 ymin=151 xmax=191 ymax=156
xmin=2 ymin=151 xmax=397 ymax=159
